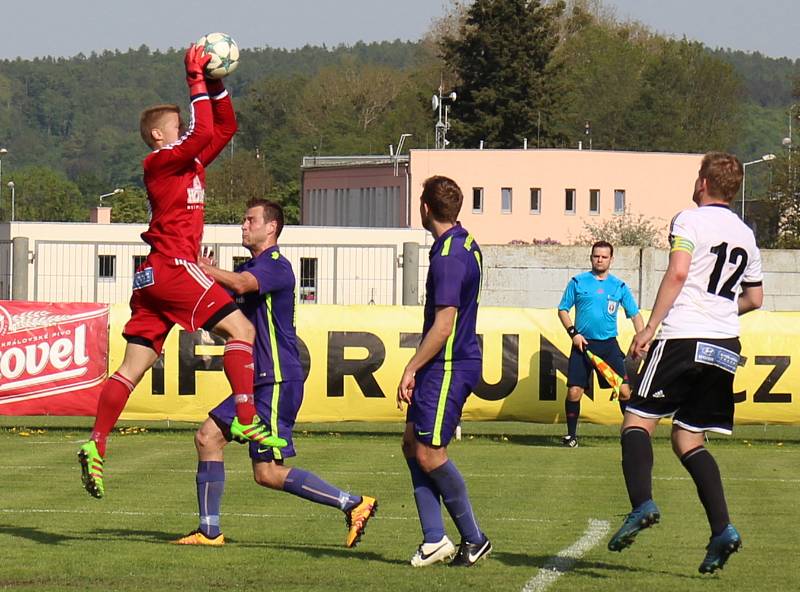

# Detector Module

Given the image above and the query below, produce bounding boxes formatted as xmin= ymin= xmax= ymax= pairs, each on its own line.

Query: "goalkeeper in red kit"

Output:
xmin=78 ymin=45 xmax=286 ymax=500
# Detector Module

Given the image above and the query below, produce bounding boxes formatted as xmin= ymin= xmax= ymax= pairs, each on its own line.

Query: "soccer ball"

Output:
xmin=196 ymin=32 xmax=240 ymax=79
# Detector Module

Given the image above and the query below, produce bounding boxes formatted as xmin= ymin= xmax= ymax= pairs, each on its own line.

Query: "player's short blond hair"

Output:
xmin=700 ymin=152 xmax=744 ymax=202
xmin=139 ymin=104 xmax=181 ymax=149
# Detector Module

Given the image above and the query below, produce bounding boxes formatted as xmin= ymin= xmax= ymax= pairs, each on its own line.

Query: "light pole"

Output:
xmin=7 ymin=181 xmax=15 ymax=222
xmin=0 ymin=148 xmax=7 ymax=218
xmin=99 ymin=188 xmax=123 ymax=206
xmin=741 ymin=154 xmax=775 ymax=222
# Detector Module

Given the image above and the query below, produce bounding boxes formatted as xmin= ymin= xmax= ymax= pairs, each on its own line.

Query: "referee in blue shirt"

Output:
xmin=557 ymin=241 xmax=643 ymax=447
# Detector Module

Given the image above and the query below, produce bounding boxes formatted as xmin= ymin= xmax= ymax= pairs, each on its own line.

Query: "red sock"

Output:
xmin=224 ymin=340 xmax=256 ymax=424
xmin=91 ymin=372 xmax=136 ymax=456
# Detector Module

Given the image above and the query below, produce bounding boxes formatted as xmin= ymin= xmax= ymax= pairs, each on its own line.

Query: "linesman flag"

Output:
xmin=584 ymin=349 xmax=624 ymax=401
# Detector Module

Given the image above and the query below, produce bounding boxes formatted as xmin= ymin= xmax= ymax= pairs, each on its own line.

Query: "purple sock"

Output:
xmin=283 ymin=468 xmax=360 ymax=511
xmin=428 ymin=460 xmax=483 ymax=544
xmin=196 ymin=461 xmax=225 ymax=538
xmin=406 ymin=457 xmax=445 ymax=543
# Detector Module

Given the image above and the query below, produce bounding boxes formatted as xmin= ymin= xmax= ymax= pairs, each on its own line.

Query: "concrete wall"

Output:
xmin=481 ymin=245 xmax=800 ymax=312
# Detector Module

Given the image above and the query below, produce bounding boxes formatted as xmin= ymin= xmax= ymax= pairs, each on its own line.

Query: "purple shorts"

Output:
xmin=210 ymin=380 xmax=303 ymax=462
xmin=407 ymin=362 xmax=481 ymax=447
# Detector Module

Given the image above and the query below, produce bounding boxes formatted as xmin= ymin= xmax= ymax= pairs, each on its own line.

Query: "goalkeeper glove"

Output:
xmin=184 ymin=44 xmax=211 ymax=96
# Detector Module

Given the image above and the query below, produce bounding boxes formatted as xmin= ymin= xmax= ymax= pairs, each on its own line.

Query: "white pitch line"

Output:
xmin=521 ymin=518 xmax=610 ymax=592
xmin=4 ymin=465 xmax=799 ymax=483
xmin=0 ymin=507 xmax=557 ymax=524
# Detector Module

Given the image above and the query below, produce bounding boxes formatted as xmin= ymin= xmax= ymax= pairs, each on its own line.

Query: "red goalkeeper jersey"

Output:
xmin=140 ymin=90 xmax=237 ymax=261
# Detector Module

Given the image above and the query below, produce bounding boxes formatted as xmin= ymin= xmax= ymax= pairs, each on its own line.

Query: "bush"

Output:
xmin=580 ymin=212 xmax=666 ymax=248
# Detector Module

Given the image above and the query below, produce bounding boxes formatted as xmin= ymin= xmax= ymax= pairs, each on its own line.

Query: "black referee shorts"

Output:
xmin=627 ymin=337 xmax=741 ymax=434
xmin=566 ymin=338 xmax=626 ymax=390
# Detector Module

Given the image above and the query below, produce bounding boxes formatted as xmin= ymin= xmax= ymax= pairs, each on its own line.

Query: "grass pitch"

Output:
xmin=0 ymin=419 xmax=798 ymax=592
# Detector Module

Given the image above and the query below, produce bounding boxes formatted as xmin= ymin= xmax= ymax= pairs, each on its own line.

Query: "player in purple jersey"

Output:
xmin=397 ymin=176 xmax=491 ymax=567
xmin=173 ymin=199 xmax=376 ymax=548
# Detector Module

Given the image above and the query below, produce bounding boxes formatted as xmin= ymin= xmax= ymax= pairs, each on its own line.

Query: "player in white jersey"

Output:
xmin=607 ymin=152 xmax=764 ymax=575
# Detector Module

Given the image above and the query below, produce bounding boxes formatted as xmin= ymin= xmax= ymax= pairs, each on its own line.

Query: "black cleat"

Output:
xmin=699 ymin=524 xmax=742 ymax=574
xmin=561 ymin=435 xmax=579 ymax=448
xmin=450 ymin=537 xmax=492 ymax=567
xmin=608 ymin=499 xmax=660 ymax=551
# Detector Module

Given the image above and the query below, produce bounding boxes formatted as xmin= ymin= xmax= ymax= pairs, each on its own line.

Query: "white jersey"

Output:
xmin=659 ymin=204 xmax=762 ymax=339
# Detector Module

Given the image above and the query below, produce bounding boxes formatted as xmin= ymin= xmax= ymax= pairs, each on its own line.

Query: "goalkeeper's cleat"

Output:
xmin=229 ymin=415 xmax=288 ymax=448
xmin=78 ymin=440 xmax=105 ymax=499
xmin=450 ymin=536 xmax=492 ymax=567
xmin=410 ymin=535 xmax=456 ymax=567
xmin=172 ymin=529 xmax=225 ymax=546
xmin=699 ymin=524 xmax=741 ymax=574
xmin=345 ymin=495 xmax=377 ymax=548
xmin=608 ymin=499 xmax=660 ymax=551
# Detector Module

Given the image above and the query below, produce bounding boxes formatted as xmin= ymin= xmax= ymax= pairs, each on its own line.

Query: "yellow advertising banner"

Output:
xmin=112 ymin=304 xmax=800 ymax=425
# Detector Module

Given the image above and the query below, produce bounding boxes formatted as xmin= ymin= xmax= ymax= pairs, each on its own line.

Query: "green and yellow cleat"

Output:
xmin=230 ymin=415 xmax=288 ymax=448
xmin=78 ymin=440 xmax=105 ymax=499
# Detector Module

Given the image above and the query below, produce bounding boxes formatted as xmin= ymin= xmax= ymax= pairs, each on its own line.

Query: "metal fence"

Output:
xmin=0 ymin=240 xmax=11 ymax=300
xmin=33 ymin=240 xmax=412 ymax=306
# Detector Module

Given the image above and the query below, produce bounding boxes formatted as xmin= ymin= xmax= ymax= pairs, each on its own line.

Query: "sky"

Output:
xmin=0 ymin=0 xmax=798 ymax=61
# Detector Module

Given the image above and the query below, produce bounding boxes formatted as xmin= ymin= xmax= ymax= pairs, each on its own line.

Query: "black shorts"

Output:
xmin=627 ymin=338 xmax=741 ymax=434
xmin=567 ymin=338 xmax=626 ymax=390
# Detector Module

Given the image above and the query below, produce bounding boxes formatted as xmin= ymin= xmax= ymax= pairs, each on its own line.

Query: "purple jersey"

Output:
xmin=422 ymin=223 xmax=482 ymax=369
xmin=234 ymin=246 xmax=303 ymax=384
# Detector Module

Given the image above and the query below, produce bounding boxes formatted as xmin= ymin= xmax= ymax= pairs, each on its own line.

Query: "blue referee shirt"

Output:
xmin=558 ymin=272 xmax=639 ymax=340
xmin=234 ymin=246 xmax=303 ymax=385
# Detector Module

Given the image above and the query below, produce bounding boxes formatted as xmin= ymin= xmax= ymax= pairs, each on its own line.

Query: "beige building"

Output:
xmin=301 ymin=148 xmax=703 ymax=244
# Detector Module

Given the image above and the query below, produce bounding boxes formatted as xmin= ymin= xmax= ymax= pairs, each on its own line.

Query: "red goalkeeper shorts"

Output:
xmin=122 ymin=253 xmax=238 ymax=354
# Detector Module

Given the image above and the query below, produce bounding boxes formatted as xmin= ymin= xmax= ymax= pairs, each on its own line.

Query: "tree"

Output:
xmin=204 ymin=149 xmax=273 ymax=224
xmin=624 ymin=39 xmax=741 ymax=153
xmin=2 ymin=166 xmax=87 ymax=222
xmin=294 ymin=60 xmax=408 ymax=153
xmin=552 ymin=17 xmax=649 ymax=149
xmin=762 ymin=149 xmax=800 ymax=247
xmin=441 ymin=0 xmax=566 ymax=148
xmin=110 ymin=186 xmax=150 ymax=223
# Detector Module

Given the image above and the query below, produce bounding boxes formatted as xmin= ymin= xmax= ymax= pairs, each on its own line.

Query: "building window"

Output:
xmin=565 ymin=189 xmax=576 ymax=214
xmin=530 ymin=188 xmax=541 ymax=214
xmin=98 ymin=255 xmax=116 ymax=279
xmin=132 ymin=255 xmax=147 ymax=273
xmin=232 ymin=256 xmax=251 ymax=269
xmin=501 ymin=187 xmax=512 ymax=213
xmin=472 ymin=187 xmax=483 ymax=213
xmin=589 ymin=189 xmax=600 ymax=214
xmin=299 ymin=257 xmax=318 ymax=304
xmin=614 ymin=189 xmax=626 ymax=213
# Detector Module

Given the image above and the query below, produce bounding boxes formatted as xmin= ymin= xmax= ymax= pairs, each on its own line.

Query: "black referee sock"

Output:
xmin=621 ymin=427 xmax=653 ymax=509
xmin=680 ymin=446 xmax=730 ymax=536
xmin=565 ymin=400 xmax=580 ymax=437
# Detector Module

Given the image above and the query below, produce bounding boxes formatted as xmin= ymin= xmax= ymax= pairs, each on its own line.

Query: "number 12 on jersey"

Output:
xmin=707 ymin=241 xmax=748 ymax=300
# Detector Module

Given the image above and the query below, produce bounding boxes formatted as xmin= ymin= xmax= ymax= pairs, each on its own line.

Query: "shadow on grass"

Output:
xmin=502 ymin=434 xmax=621 ymax=448
xmin=494 ymin=551 xmax=699 ymax=581
xmin=91 ymin=528 xmax=180 ymax=543
xmin=85 ymin=529 xmax=403 ymax=564
xmin=0 ymin=525 xmax=78 ymax=545
xmin=250 ymin=540 xmax=405 ymax=565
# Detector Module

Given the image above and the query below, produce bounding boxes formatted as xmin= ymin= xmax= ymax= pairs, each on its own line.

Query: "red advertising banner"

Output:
xmin=0 ymin=301 xmax=109 ymax=415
